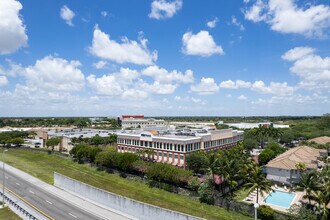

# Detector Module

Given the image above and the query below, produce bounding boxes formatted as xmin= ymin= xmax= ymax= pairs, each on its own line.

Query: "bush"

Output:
xmin=146 ymin=163 xmax=192 ymax=186
xmin=198 ymin=180 xmax=214 ymax=205
xmin=186 ymin=151 xmax=208 ymax=174
xmin=258 ymin=205 xmax=275 ymax=220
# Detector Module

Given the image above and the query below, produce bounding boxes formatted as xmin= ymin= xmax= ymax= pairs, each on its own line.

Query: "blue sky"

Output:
xmin=0 ymin=0 xmax=329 ymax=117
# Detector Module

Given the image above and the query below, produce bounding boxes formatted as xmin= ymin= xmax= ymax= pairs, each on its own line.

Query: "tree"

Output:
xmin=295 ymin=162 xmax=307 ymax=172
xmin=280 ymin=129 xmax=295 ymax=144
xmin=10 ymin=137 xmax=24 ymax=146
xmin=186 ymin=151 xmax=208 ymax=174
xmin=90 ymin=134 xmax=103 ymax=146
xmin=243 ymin=163 xmax=272 ymax=204
xmin=295 ymin=171 xmax=318 ymax=208
xmin=258 ymin=149 xmax=275 ymax=165
xmin=46 ymin=137 xmax=61 ymax=152
xmin=203 ymin=152 xmax=221 ymax=186
xmin=243 ymin=138 xmax=258 ymax=152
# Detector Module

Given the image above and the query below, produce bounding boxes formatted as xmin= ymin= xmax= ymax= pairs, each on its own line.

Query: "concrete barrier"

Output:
xmin=54 ymin=172 xmax=203 ymax=220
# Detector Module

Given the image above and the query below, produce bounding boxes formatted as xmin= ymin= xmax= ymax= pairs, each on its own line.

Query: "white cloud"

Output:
xmin=226 ymin=94 xmax=232 ymax=98
xmin=93 ymin=60 xmax=107 ymax=69
xmin=101 ymin=11 xmax=108 ymax=17
xmin=190 ymin=77 xmax=219 ymax=95
xmin=219 ymin=80 xmax=251 ymax=89
xmin=60 ymin=5 xmax=75 ymax=26
xmin=174 ymin=96 xmax=181 ymax=101
xmin=231 ymin=16 xmax=245 ymax=31
xmin=0 ymin=76 xmax=8 ymax=87
xmin=87 ymin=68 xmax=139 ymax=96
xmin=182 ymin=30 xmax=224 ymax=57
xmin=237 ymin=94 xmax=248 ymax=100
xmin=149 ymin=0 xmax=183 ymax=20
xmin=251 ymin=81 xmax=295 ymax=96
xmin=138 ymin=80 xmax=177 ymax=95
xmin=23 ymin=55 xmax=85 ymax=92
xmin=252 ymin=93 xmax=329 ymax=106
xmin=0 ymin=0 xmax=28 ymax=54
xmin=282 ymin=47 xmax=330 ymax=85
xmin=142 ymin=65 xmax=194 ymax=83
xmin=89 ymin=26 xmax=157 ymax=65
xmin=207 ymin=17 xmax=219 ymax=28
xmin=243 ymin=0 xmax=330 ymax=38
xmin=281 ymin=47 xmax=315 ymax=61
xmin=122 ymin=89 xmax=148 ymax=100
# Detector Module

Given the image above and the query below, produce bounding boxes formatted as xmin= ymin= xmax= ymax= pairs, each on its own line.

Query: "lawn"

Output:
xmin=234 ymin=186 xmax=250 ymax=202
xmin=1 ymin=148 xmax=252 ymax=220
xmin=0 ymin=207 xmax=21 ymax=220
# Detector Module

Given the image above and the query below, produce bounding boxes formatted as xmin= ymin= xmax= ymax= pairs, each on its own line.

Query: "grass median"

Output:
xmin=1 ymin=148 xmax=252 ymax=220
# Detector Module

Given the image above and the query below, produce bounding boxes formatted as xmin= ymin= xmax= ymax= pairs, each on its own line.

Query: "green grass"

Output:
xmin=0 ymin=207 xmax=21 ymax=220
xmin=234 ymin=186 xmax=250 ymax=202
xmin=1 ymin=148 xmax=252 ymax=220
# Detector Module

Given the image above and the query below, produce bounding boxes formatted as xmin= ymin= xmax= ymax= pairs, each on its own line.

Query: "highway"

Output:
xmin=0 ymin=166 xmax=105 ymax=220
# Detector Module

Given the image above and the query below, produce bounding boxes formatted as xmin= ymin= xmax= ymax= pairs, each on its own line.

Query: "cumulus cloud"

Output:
xmin=139 ymin=81 xmax=177 ymax=94
xmin=190 ymin=77 xmax=219 ymax=95
xmin=89 ymin=26 xmax=157 ymax=65
xmin=149 ymin=0 xmax=183 ymax=19
xmin=182 ymin=30 xmax=224 ymax=57
xmin=0 ymin=76 xmax=8 ymax=87
xmin=101 ymin=11 xmax=108 ymax=17
xmin=93 ymin=60 xmax=107 ymax=69
xmin=0 ymin=0 xmax=28 ymax=54
xmin=219 ymin=80 xmax=251 ymax=89
xmin=142 ymin=65 xmax=194 ymax=83
xmin=282 ymin=47 xmax=330 ymax=85
xmin=237 ymin=95 xmax=248 ymax=100
xmin=243 ymin=0 xmax=330 ymax=38
xmin=251 ymin=81 xmax=295 ymax=96
xmin=87 ymin=68 xmax=139 ymax=96
xmin=60 ymin=5 xmax=75 ymax=26
xmin=23 ymin=55 xmax=85 ymax=92
xmin=207 ymin=17 xmax=219 ymax=28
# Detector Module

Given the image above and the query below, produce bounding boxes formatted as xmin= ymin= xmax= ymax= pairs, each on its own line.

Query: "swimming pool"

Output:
xmin=263 ymin=190 xmax=296 ymax=208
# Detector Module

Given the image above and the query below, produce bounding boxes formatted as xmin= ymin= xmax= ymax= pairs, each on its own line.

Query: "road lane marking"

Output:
xmin=29 ymin=190 xmax=35 ymax=194
xmin=0 ymin=183 xmax=55 ymax=220
xmin=46 ymin=200 xmax=52 ymax=205
xmin=68 ymin=213 xmax=77 ymax=218
xmin=15 ymin=182 xmax=20 ymax=186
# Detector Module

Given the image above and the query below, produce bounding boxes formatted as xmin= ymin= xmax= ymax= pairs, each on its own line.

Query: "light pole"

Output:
xmin=254 ymin=203 xmax=259 ymax=220
xmin=2 ymin=149 xmax=8 ymax=207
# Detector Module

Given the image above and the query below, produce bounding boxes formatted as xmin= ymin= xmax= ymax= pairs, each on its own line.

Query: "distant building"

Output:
xmin=121 ymin=115 xmax=165 ymax=129
xmin=117 ymin=128 xmax=244 ymax=168
xmin=265 ymin=146 xmax=327 ymax=185
xmin=225 ymin=122 xmax=289 ymax=129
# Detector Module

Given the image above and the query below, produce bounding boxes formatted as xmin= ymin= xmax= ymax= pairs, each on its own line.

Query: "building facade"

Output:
xmin=121 ymin=115 xmax=165 ymax=129
xmin=117 ymin=129 xmax=244 ymax=168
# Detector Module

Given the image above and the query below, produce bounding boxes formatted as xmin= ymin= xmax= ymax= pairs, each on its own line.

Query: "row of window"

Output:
xmin=118 ymin=138 xmax=201 ymax=152
xmin=118 ymin=146 xmax=184 ymax=160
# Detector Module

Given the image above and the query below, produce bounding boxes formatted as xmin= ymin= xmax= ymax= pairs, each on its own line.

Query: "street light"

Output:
xmin=2 ymin=149 xmax=8 ymax=207
xmin=254 ymin=203 xmax=259 ymax=220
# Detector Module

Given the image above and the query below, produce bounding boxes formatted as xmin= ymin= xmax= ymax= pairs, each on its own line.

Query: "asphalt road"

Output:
xmin=0 ymin=166 xmax=105 ymax=220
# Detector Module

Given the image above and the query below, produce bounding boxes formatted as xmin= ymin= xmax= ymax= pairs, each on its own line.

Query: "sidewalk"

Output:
xmin=0 ymin=162 xmax=135 ymax=220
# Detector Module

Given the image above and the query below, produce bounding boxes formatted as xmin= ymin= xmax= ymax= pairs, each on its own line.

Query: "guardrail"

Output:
xmin=0 ymin=191 xmax=39 ymax=220
xmin=0 ymin=184 xmax=54 ymax=220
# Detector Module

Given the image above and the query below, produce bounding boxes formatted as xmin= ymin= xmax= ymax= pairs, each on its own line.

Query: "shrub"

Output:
xmin=258 ymin=205 xmax=275 ymax=220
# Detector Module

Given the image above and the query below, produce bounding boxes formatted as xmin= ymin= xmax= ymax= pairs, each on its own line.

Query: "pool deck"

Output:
xmin=243 ymin=186 xmax=304 ymax=212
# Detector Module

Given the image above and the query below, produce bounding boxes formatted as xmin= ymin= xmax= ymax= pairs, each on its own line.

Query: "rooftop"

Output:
xmin=265 ymin=146 xmax=326 ymax=170
xmin=309 ymin=136 xmax=330 ymax=145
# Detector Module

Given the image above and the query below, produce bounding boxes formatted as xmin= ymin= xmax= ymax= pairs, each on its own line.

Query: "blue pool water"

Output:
xmin=263 ymin=190 xmax=296 ymax=208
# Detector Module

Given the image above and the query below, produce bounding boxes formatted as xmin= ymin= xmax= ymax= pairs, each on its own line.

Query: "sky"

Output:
xmin=0 ymin=0 xmax=329 ymax=117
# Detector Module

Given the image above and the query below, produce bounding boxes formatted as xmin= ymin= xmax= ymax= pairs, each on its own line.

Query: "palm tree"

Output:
xmin=243 ymin=164 xmax=272 ymax=204
xmin=222 ymin=158 xmax=239 ymax=196
xmin=204 ymin=152 xmax=221 ymax=185
xmin=295 ymin=170 xmax=318 ymax=208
